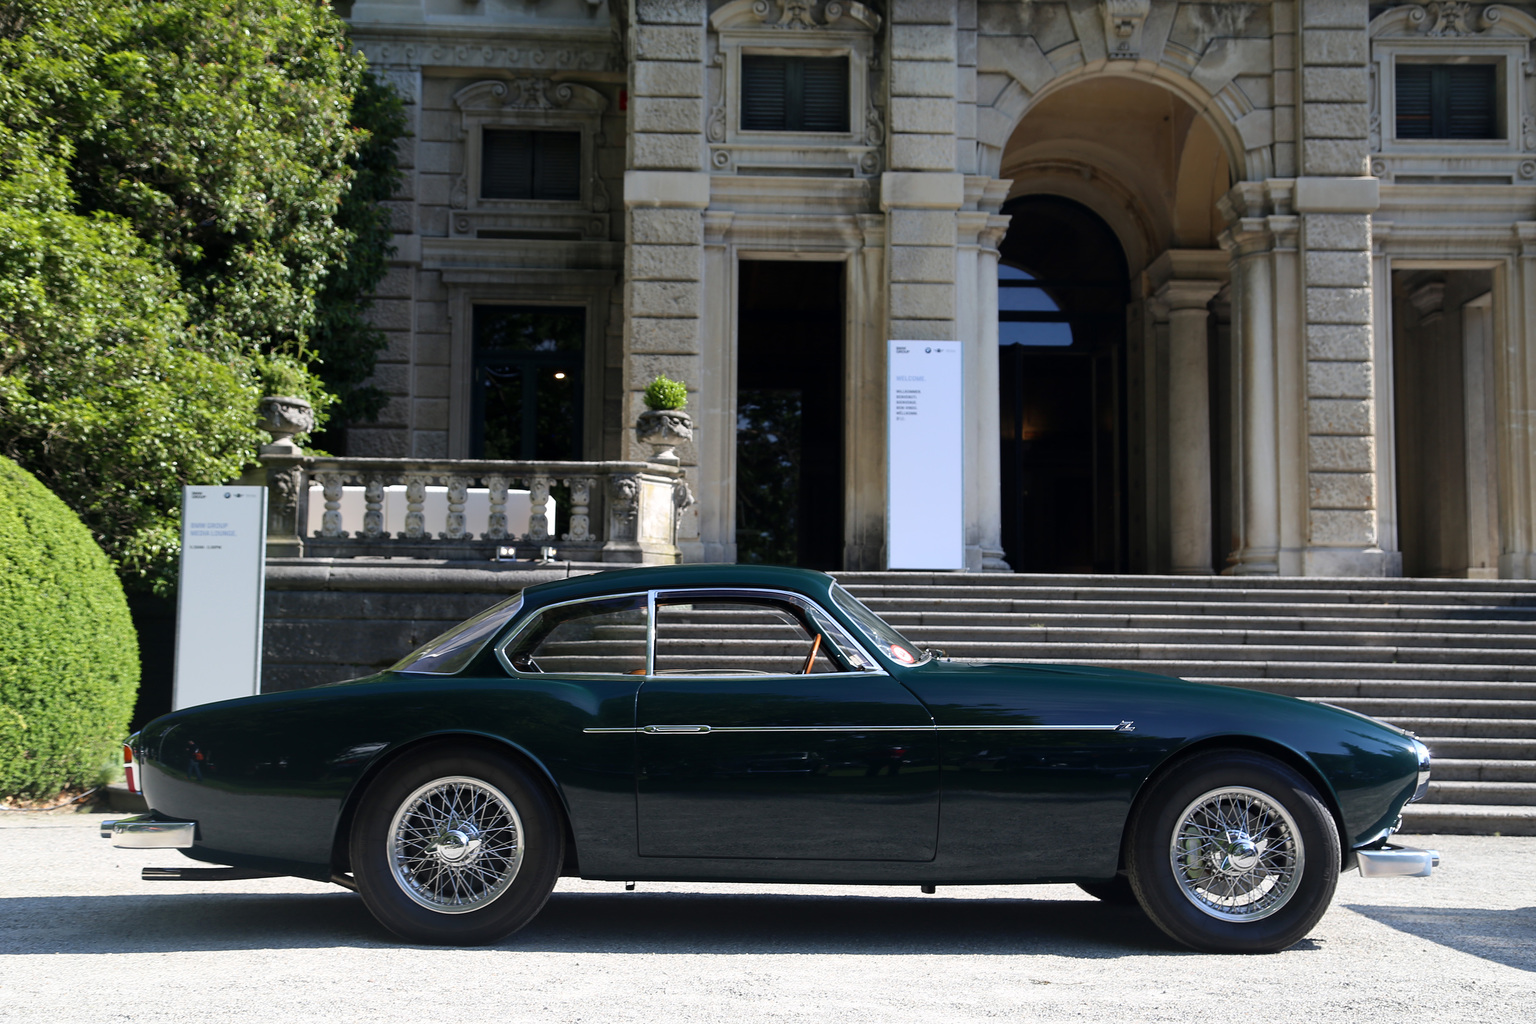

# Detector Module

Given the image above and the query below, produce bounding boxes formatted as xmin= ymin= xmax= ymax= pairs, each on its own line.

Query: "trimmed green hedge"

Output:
xmin=0 ymin=456 xmax=139 ymax=798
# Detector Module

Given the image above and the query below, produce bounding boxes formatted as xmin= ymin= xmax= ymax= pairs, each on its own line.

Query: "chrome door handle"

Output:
xmin=642 ymin=724 xmax=712 ymax=734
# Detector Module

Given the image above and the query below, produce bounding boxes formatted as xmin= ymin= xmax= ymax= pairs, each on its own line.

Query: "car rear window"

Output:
xmin=393 ymin=594 xmax=525 ymax=675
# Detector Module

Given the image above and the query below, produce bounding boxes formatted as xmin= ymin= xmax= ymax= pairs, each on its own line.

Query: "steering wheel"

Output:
xmin=799 ymin=633 xmax=823 ymax=675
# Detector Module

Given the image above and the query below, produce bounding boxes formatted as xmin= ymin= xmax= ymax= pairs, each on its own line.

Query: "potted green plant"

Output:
xmin=636 ymin=375 xmax=693 ymax=466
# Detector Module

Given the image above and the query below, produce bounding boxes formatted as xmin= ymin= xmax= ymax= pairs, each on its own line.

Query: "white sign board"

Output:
xmin=174 ymin=486 xmax=268 ymax=710
xmin=887 ymin=340 xmax=965 ymax=569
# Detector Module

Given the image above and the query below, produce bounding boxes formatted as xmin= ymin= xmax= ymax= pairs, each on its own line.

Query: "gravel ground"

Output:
xmin=1 ymin=811 xmax=1531 ymax=1023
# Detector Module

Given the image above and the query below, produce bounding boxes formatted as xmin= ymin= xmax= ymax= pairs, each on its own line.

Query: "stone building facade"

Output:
xmin=340 ymin=0 xmax=1536 ymax=578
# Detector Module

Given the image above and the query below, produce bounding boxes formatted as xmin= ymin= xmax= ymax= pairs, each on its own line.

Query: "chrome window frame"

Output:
xmin=494 ymin=590 xmax=652 ymax=679
xmin=650 ymin=587 xmax=882 ymax=679
xmin=494 ymin=586 xmax=884 ymax=680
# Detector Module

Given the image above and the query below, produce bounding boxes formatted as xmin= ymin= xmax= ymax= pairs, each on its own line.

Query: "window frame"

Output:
xmin=496 ymin=587 xmax=883 ymax=680
xmin=738 ymin=53 xmax=852 ymax=134
xmin=479 ymin=127 xmax=585 ymax=202
xmin=1392 ymin=57 xmax=1504 ymax=142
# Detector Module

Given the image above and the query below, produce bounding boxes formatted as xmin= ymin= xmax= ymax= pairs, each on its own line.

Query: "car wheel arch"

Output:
xmin=329 ymin=732 xmax=578 ymax=878
xmin=1111 ymin=735 xmax=1350 ymax=874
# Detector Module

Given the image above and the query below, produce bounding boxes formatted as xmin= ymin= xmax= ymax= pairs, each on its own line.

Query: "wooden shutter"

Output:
xmin=742 ymin=55 xmax=788 ymax=130
xmin=1396 ymin=63 xmax=1496 ymax=139
xmin=533 ymin=131 xmax=581 ymax=200
xmin=482 ymin=129 xmax=580 ymax=200
xmin=1396 ymin=64 xmax=1433 ymax=139
xmin=800 ymin=57 xmax=850 ymax=132
xmin=1447 ymin=64 xmax=1496 ymax=139
xmin=482 ymin=129 xmax=534 ymax=198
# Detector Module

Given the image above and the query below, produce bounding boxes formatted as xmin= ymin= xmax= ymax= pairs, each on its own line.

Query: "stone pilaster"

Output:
xmin=623 ymin=0 xmax=707 ymax=557
xmin=1297 ymin=0 xmax=1390 ymax=575
xmin=885 ymin=2 xmax=960 ymax=344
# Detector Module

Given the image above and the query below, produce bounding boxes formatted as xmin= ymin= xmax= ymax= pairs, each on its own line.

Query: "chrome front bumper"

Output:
xmin=100 ymin=815 xmax=195 ymax=849
xmin=1357 ymin=844 xmax=1440 ymax=878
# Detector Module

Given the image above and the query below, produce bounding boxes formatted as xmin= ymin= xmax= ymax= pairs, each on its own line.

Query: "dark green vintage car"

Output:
xmin=103 ymin=564 xmax=1437 ymax=953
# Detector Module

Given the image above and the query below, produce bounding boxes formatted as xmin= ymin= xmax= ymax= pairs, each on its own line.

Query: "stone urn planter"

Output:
xmin=636 ymin=408 xmax=693 ymax=466
xmin=257 ymin=395 xmax=314 ymax=454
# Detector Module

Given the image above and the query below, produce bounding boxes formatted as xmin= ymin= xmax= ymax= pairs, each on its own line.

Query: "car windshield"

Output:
xmin=828 ymin=584 xmax=930 ymax=666
xmin=393 ymin=594 xmax=525 ymax=675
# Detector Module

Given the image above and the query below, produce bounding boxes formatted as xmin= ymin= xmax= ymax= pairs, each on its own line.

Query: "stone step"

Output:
xmin=838 ymin=572 xmax=1536 ymax=595
xmin=1207 ymin=678 xmax=1536 ymax=700
xmin=1381 ymin=716 xmax=1536 ymax=739
xmin=1410 ymin=736 xmax=1536 ymax=760
xmin=888 ymin=624 xmax=1536 ymax=650
xmin=880 ymin=610 xmax=1536 ymax=635
xmin=1399 ymin=802 xmax=1536 ymax=836
xmin=844 ymin=583 xmax=1536 ymax=607
xmin=1429 ymin=759 xmax=1536 ymax=782
xmin=861 ymin=595 xmax=1536 ymax=619
xmin=1421 ymin=780 xmax=1536 ymax=806
xmin=979 ymin=657 xmax=1536 ymax=682
xmin=1307 ymin=697 xmax=1536 ymax=720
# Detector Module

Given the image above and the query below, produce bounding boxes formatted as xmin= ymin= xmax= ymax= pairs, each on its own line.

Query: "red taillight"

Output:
xmin=123 ymin=742 xmax=139 ymax=795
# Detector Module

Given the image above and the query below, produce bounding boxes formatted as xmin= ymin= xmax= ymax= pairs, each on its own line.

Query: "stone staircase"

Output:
xmin=837 ymin=572 xmax=1536 ymax=836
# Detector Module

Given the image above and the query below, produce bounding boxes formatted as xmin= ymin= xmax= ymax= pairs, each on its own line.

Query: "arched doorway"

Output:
xmin=997 ymin=196 xmax=1129 ymax=573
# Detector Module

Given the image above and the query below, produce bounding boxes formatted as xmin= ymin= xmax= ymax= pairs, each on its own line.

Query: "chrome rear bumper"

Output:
xmin=1357 ymin=844 xmax=1439 ymax=878
xmin=100 ymin=815 xmax=195 ymax=849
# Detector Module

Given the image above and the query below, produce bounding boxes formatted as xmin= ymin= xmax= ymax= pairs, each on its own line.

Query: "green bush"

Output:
xmin=0 ymin=456 xmax=139 ymax=799
xmin=643 ymin=375 xmax=689 ymax=411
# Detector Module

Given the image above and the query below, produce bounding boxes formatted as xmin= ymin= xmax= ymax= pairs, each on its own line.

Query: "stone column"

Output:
xmin=1160 ymin=279 xmax=1223 ymax=574
xmin=1223 ymin=216 xmax=1281 ymax=575
xmin=957 ymin=177 xmax=1011 ymax=571
xmin=623 ymin=1 xmax=708 ymax=556
xmin=1504 ymin=224 xmax=1536 ymax=578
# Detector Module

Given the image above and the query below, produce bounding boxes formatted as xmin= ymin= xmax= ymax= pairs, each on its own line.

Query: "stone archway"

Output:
xmin=992 ymin=72 xmax=1233 ymax=574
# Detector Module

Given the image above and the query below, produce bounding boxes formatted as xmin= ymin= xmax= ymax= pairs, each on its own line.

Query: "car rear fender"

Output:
xmin=328 ymin=731 xmax=579 ymax=877
xmin=1112 ymin=735 xmax=1352 ymax=873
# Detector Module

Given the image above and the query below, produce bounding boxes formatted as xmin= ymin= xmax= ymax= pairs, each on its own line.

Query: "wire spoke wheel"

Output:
xmin=387 ymin=775 xmax=525 ymax=914
xmin=1168 ymin=785 xmax=1303 ymax=923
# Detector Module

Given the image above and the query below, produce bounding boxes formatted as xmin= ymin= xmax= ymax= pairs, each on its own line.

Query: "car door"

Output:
xmin=635 ymin=590 xmax=939 ymax=861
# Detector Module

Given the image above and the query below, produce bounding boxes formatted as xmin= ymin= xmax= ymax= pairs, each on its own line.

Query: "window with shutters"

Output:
xmin=1395 ymin=63 xmax=1499 ymax=140
xmin=481 ymin=129 xmax=582 ymax=201
xmin=740 ymin=55 xmax=850 ymax=133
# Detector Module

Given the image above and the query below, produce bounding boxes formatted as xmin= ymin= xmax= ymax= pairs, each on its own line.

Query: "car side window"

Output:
xmin=654 ymin=597 xmax=851 ymax=676
xmin=501 ymin=595 xmax=648 ymax=676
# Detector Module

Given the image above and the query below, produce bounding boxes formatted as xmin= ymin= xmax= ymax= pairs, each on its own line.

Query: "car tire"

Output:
xmin=1126 ymin=750 xmax=1340 ymax=954
xmin=1077 ymin=875 xmax=1138 ymax=906
xmin=349 ymin=745 xmax=564 ymax=945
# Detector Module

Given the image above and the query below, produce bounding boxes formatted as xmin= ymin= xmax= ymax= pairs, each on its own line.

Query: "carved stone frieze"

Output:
xmin=453 ymin=77 xmax=608 ymax=115
xmin=1408 ymin=1 xmax=1494 ymax=36
xmin=358 ymin=41 xmax=620 ymax=75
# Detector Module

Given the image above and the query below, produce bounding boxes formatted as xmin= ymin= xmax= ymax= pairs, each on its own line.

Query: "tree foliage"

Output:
xmin=0 ymin=455 xmax=139 ymax=799
xmin=0 ymin=0 xmax=404 ymax=593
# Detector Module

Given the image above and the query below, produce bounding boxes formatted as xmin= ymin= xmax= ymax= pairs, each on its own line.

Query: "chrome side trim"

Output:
xmin=1357 ymin=844 xmax=1440 ymax=878
xmin=101 ymin=815 xmax=195 ymax=849
xmin=583 ymin=723 xmax=1134 ymax=735
xmin=936 ymin=723 xmax=1133 ymax=732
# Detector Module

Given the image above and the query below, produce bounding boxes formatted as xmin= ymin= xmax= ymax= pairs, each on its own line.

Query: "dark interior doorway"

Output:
xmin=736 ymin=260 xmax=845 ymax=569
xmin=997 ymin=195 xmax=1129 ymax=573
xmin=470 ymin=306 xmax=584 ymax=460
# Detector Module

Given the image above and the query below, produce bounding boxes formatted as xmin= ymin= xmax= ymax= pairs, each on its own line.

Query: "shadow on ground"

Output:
xmin=0 ymin=889 xmax=1180 ymax=956
xmin=1344 ymin=904 xmax=1536 ymax=973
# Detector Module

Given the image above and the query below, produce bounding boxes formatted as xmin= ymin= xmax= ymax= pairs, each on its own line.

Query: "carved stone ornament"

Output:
xmin=452 ymin=77 xmax=609 ymax=116
xmin=608 ymin=475 xmax=639 ymax=541
xmin=257 ymin=395 xmax=314 ymax=453
xmin=1100 ymin=0 xmax=1152 ymax=60
xmin=713 ymin=0 xmax=880 ymax=32
xmin=636 ymin=409 xmax=694 ymax=467
xmin=1409 ymin=1 xmax=1492 ymax=36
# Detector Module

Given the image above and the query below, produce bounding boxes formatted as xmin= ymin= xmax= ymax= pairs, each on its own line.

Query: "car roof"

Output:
xmin=518 ymin=563 xmax=837 ymax=609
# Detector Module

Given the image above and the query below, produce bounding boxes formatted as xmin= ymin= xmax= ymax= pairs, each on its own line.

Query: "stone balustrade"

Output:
xmin=253 ymin=453 xmax=689 ymax=564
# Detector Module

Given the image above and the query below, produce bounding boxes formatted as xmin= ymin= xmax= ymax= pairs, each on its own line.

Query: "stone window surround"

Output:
xmin=1369 ymin=5 xmax=1536 ymax=181
xmin=450 ymin=78 xmax=612 ymax=240
xmin=445 ymin=277 xmax=611 ymax=461
xmin=706 ymin=0 xmax=884 ymax=177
